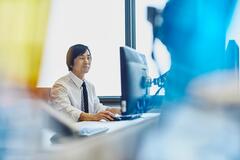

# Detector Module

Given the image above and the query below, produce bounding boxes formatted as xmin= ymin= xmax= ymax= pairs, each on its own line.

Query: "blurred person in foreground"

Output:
xmin=50 ymin=44 xmax=120 ymax=122
xmin=0 ymin=1 xmax=62 ymax=159
xmin=136 ymin=0 xmax=240 ymax=159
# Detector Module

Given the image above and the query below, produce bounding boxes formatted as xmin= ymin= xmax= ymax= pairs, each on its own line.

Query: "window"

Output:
xmin=136 ymin=0 xmax=170 ymax=94
xmin=38 ymin=0 xmax=125 ymax=96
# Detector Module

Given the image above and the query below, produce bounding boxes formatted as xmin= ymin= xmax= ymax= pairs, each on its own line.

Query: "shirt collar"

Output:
xmin=69 ymin=71 xmax=84 ymax=88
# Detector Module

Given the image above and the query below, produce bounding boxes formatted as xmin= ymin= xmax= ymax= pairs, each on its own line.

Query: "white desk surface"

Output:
xmin=41 ymin=112 xmax=160 ymax=160
xmin=75 ymin=113 xmax=160 ymax=133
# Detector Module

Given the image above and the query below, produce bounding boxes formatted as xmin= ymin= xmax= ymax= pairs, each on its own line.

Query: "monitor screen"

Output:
xmin=120 ymin=46 xmax=149 ymax=115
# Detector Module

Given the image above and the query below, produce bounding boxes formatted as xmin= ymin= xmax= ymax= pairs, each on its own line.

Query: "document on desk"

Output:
xmin=78 ymin=127 xmax=109 ymax=136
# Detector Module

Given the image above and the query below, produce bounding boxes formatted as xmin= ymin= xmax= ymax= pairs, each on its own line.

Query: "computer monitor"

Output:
xmin=120 ymin=46 xmax=149 ymax=115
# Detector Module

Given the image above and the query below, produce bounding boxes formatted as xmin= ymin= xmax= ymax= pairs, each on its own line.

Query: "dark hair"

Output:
xmin=66 ymin=44 xmax=91 ymax=71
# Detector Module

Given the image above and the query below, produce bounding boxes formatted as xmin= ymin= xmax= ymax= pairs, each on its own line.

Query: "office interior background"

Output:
xmin=0 ymin=0 xmax=239 ymax=95
xmin=0 ymin=0 xmax=240 ymax=159
xmin=37 ymin=0 xmax=171 ymax=97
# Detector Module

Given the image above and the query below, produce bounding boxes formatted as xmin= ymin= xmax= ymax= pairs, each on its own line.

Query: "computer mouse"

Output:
xmin=100 ymin=119 xmax=107 ymax=122
xmin=113 ymin=114 xmax=122 ymax=121
xmin=114 ymin=114 xmax=121 ymax=118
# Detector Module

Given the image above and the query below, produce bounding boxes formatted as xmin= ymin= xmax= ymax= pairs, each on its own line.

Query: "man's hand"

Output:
xmin=106 ymin=108 xmax=121 ymax=114
xmin=79 ymin=111 xmax=115 ymax=121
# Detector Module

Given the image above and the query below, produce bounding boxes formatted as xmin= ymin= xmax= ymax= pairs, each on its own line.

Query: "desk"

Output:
xmin=41 ymin=113 xmax=160 ymax=160
xmin=76 ymin=113 xmax=159 ymax=133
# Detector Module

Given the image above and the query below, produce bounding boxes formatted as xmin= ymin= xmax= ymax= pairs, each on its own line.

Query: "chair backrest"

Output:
xmin=32 ymin=87 xmax=51 ymax=101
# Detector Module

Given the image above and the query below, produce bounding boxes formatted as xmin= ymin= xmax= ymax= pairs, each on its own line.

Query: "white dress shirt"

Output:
xmin=50 ymin=72 xmax=108 ymax=121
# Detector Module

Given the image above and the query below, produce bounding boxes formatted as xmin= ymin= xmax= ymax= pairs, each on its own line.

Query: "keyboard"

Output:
xmin=78 ymin=127 xmax=109 ymax=136
xmin=113 ymin=114 xmax=141 ymax=121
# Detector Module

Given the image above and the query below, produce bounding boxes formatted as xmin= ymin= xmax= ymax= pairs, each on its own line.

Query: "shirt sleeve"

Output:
xmin=92 ymin=85 xmax=109 ymax=113
xmin=50 ymin=83 xmax=82 ymax=122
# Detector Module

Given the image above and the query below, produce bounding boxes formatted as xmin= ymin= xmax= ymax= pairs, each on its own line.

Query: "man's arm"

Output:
xmin=106 ymin=107 xmax=121 ymax=114
xmin=51 ymin=83 xmax=116 ymax=121
xmin=91 ymin=85 xmax=121 ymax=115
xmin=50 ymin=83 xmax=82 ymax=122
xmin=79 ymin=111 xmax=115 ymax=121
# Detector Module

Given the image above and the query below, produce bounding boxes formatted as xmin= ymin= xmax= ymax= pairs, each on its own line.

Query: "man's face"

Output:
xmin=72 ymin=50 xmax=92 ymax=76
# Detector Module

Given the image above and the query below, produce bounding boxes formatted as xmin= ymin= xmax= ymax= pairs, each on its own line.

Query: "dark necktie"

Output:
xmin=82 ymin=81 xmax=89 ymax=113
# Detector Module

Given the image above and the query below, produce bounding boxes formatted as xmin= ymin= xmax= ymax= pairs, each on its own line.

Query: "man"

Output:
xmin=50 ymin=44 xmax=120 ymax=121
